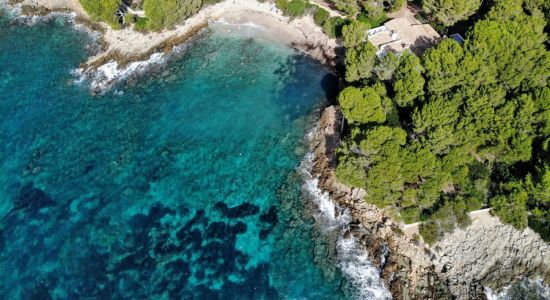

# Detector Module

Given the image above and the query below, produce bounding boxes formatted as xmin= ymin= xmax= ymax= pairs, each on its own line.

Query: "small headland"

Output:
xmin=3 ymin=0 xmax=342 ymax=92
xmin=310 ymin=105 xmax=550 ymax=299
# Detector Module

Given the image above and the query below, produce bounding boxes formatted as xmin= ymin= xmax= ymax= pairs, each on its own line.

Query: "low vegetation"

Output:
xmin=334 ymin=0 xmax=550 ymax=243
xmin=142 ymin=0 xmax=204 ymax=31
xmin=275 ymin=0 xmax=348 ymax=38
xmin=332 ymin=0 xmax=405 ymax=17
xmin=79 ymin=0 xmax=122 ymax=28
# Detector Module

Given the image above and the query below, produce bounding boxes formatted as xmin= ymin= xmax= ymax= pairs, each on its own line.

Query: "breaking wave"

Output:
xmin=212 ymin=18 xmax=267 ymax=30
xmin=485 ymin=277 xmax=550 ymax=300
xmin=299 ymin=126 xmax=392 ymax=300
xmin=71 ymin=52 xmax=167 ymax=92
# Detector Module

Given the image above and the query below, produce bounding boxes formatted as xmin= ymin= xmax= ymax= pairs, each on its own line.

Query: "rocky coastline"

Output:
xmin=3 ymin=0 xmax=549 ymax=297
xmin=3 ymin=0 xmax=342 ymax=92
xmin=309 ymin=105 xmax=550 ymax=299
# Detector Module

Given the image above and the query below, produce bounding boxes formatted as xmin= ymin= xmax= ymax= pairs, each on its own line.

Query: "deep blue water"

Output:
xmin=0 ymin=12 xmax=349 ymax=299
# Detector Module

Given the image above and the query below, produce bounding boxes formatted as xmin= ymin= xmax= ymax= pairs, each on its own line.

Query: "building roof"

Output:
xmin=450 ymin=33 xmax=465 ymax=45
xmin=368 ymin=14 xmax=441 ymax=56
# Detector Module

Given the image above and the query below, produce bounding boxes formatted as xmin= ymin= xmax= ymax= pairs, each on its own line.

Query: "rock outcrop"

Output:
xmin=432 ymin=221 xmax=550 ymax=297
xmin=310 ymin=105 xmax=550 ymax=299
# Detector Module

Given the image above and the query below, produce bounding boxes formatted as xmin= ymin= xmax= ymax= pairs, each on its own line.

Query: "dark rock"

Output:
xmin=24 ymin=280 xmax=52 ymax=300
xmin=259 ymin=206 xmax=278 ymax=226
xmin=13 ymin=182 xmax=55 ymax=212
xmin=259 ymin=228 xmax=272 ymax=240
xmin=213 ymin=201 xmax=259 ymax=218
xmin=234 ymin=222 xmax=247 ymax=234
xmin=205 ymin=222 xmax=230 ymax=240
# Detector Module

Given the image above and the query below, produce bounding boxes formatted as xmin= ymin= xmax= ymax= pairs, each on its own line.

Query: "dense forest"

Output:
xmin=333 ymin=0 xmax=550 ymax=243
xmin=78 ymin=0 xmax=549 ymax=243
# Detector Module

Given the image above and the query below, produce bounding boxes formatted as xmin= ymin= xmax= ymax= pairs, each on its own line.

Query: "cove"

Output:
xmin=0 ymin=13 xmax=350 ymax=299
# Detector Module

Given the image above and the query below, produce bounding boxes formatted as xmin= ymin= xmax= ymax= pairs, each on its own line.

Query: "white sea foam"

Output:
xmin=485 ymin=277 xmax=550 ymax=300
xmin=72 ymin=52 xmax=166 ymax=92
xmin=337 ymin=236 xmax=392 ymax=300
xmin=0 ymin=0 xmax=80 ymax=26
xmin=212 ymin=18 xmax=267 ymax=31
xmin=299 ymin=125 xmax=391 ymax=300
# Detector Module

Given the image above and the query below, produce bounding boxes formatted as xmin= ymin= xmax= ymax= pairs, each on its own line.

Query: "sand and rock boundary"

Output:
xmin=4 ymin=0 xmax=342 ymax=92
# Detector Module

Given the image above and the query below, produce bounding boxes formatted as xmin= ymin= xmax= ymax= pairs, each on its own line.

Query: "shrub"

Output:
xmin=357 ymin=12 xmax=388 ymax=28
xmin=134 ymin=16 xmax=149 ymax=31
xmin=419 ymin=221 xmax=439 ymax=245
xmin=335 ymin=157 xmax=368 ymax=188
xmin=202 ymin=0 xmax=223 ymax=4
xmin=79 ymin=0 xmax=122 ymax=28
xmin=313 ymin=7 xmax=330 ymax=26
xmin=275 ymin=0 xmax=288 ymax=12
xmin=123 ymin=13 xmax=133 ymax=25
xmin=333 ymin=0 xmax=360 ymax=16
xmin=143 ymin=0 xmax=202 ymax=31
xmin=322 ymin=17 xmax=347 ymax=38
xmin=388 ymin=0 xmax=405 ymax=12
xmin=276 ymin=0 xmax=309 ymax=17
xmin=401 ymin=207 xmax=421 ymax=224
xmin=286 ymin=0 xmax=308 ymax=16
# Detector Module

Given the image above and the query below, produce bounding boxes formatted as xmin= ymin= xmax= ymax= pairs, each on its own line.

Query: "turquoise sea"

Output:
xmin=2 ymin=7 xmax=549 ymax=300
xmin=0 ymin=11 xmax=357 ymax=299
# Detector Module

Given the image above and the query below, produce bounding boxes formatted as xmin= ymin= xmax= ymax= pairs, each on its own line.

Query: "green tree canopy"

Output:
xmin=423 ymin=39 xmax=466 ymax=95
xmin=342 ymin=20 xmax=370 ymax=48
xmin=339 ymin=86 xmax=386 ymax=124
xmin=313 ymin=7 xmax=330 ymax=26
xmin=491 ymin=182 xmax=529 ymax=229
xmin=344 ymin=42 xmax=377 ymax=82
xmin=334 ymin=0 xmax=550 ymax=243
xmin=373 ymin=51 xmax=399 ymax=81
xmin=333 ymin=0 xmax=360 ymax=16
xmin=422 ymin=0 xmax=482 ymax=26
xmin=393 ymin=52 xmax=425 ymax=107
xmin=323 ymin=17 xmax=347 ymax=38
xmin=465 ymin=18 xmax=549 ymax=91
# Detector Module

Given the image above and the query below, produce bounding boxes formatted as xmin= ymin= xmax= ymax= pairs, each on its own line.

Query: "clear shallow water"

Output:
xmin=0 ymin=12 xmax=352 ymax=299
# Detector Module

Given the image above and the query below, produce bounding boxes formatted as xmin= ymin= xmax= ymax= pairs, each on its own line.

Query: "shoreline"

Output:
xmin=5 ymin=0 xmax=548 ymax=297
xmin=310 ymin=105 xmax=550 ymax=299
xmin=5 ymin=0 xmax=342 ymax=91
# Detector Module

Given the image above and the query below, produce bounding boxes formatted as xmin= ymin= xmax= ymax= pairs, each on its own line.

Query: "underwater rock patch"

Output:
xmin=259 ymin=206 xmax=279 ymax=239
xmin=213 ymin=201 xmax=260 ymax=218
xmin=13 ymin=183 xmax=55 ymax=212
xmin=260 ymin=206 xmax=278 ymax=225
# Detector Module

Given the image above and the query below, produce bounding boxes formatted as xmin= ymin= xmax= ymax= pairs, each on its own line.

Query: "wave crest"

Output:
xmin=72 ymin=52 xmax=166 ymax=92
xmin=299 ymin=125 xmax=391 ymax=300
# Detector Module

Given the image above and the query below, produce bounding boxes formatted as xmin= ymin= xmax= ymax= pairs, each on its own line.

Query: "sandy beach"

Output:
xmin=13 ymin=0 xmax=339 ymax=67
xmin=8 ymin=0 xmax=340 ymax=91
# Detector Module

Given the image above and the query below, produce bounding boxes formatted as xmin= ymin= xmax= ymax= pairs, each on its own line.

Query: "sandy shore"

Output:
xmin=13 ymin=0 xmax=340 ymax=67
